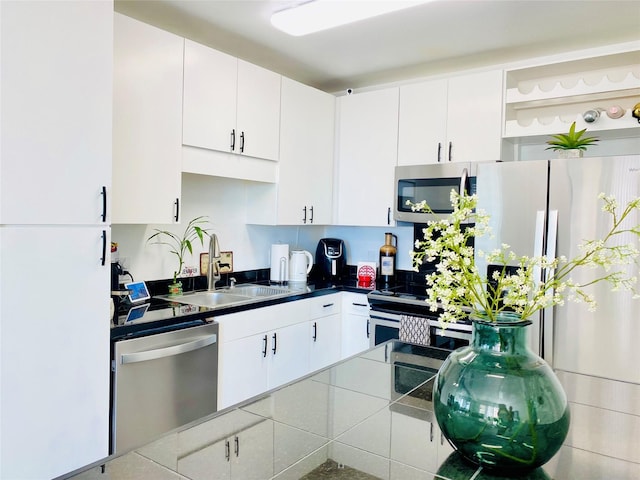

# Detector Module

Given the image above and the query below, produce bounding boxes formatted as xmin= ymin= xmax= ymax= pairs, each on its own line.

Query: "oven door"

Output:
xmin=370 ymin=308 xmax=472 ymax=351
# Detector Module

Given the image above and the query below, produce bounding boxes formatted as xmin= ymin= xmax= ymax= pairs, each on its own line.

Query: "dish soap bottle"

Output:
xmin=379 ymin=232 xmax=397 ymax=290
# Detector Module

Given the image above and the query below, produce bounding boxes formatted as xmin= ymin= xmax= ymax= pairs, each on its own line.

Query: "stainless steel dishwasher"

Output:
xmin=111 ymin=321 xmax=218 ymax=454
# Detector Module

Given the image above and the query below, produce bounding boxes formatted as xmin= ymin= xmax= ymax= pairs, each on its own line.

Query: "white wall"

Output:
xmin=113 ymin=174 xmax=417 ymax=282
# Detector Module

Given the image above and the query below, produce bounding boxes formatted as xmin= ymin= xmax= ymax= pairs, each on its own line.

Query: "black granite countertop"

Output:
xmin=66 ymin=340 xmax=639 ymax=480
xmin=111 ymin=278 xmax=370 ymax=341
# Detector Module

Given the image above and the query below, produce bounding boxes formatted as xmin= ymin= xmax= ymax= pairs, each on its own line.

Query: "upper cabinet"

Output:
xmin=503 ymin=50 xmax=640 ymax=139
xmin=183 ymin=39 xmax=281 ymax=162
xmin=398 ymin=70 xmax=504 ymax=165
xmin=0 ymin=0 xmax=112 ymax=225
xmin=336 ymin=88 xmax=399 ymax=227
xmin=112 ymin=13 xmax=183 ymax=224
xmin=247 ymin=77 xmax=335 ymax=225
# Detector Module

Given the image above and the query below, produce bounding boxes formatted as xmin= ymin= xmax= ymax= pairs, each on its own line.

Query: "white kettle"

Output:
xmin=289 ymin=250 xmax=313 ymax=284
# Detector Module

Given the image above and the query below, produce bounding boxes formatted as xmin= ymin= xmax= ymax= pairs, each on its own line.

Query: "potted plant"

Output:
xmin=147 ymin=216 xmax=212 ymax=295
xmin=410 ymin=192 xmax=640 ymax=472
xmin=545 ymin=121 xmax=598 ymax=158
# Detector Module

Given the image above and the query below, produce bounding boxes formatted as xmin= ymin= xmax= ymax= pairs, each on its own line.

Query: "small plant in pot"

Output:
xmin=545 ymin=121 xmax=598 ymax=158
xmin=147 ymin=216 xmax=212 ymax=295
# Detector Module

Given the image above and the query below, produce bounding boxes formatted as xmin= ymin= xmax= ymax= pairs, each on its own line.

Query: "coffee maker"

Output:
xmin=315 ymin=238 xmax=347 ymax=282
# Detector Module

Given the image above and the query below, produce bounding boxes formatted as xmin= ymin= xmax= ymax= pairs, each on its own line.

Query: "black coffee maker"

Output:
xmin=315 ymin=238 xmax=347 ymax=281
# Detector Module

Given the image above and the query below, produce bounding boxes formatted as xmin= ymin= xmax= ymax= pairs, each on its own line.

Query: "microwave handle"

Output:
xmin=460 ymin=168 xmax=469 ymax=195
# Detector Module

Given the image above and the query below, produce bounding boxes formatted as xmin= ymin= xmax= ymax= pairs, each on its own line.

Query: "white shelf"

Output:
xmin=503 ymin=50 xmax=640 ymax=141
xmin=506 ymin=69 xmax=640 ymax=104
xmin=504 ymin=109 xmax=640 ymax=138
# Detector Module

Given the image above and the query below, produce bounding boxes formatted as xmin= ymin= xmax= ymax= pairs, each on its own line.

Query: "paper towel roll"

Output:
xmin=270 ymin=244 xmax=289 ymax=283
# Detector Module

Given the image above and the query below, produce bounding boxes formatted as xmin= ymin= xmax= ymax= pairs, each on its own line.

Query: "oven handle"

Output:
xmin=433 ymin=328 xmax=471 ymax=340
xmin=120 ymin=334 xmax=218 ymax=364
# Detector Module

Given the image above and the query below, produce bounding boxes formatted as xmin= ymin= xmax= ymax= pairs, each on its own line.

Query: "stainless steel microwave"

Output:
xmin=394 ymin=163 xmax=478 ymax=223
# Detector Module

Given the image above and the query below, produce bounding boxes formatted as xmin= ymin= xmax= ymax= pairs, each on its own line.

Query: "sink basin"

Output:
xmin=160 ymin=291 xmax=254 ymax=308
xmin=221 ymin=284 xmax=293 ymax=297
xmin=155 ymin=284 xmax=298 ymax=309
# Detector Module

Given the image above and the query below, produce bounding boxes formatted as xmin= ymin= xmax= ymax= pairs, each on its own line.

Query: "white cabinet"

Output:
xmin=183 ymin=39 xmax=281 ymax=162
xmin=341 ymin=292 xmax=371 ymax=359
xmin=397 ymin=70 xmax=503 ymax=165
xmin=336 ymin=88 xmax=399 ymax=226
xmin=308 ymin=295 xmax=342 ymax=371
xmin=178 ymin=413 xmax=274 ymax=480
xmin=112 ymin=13 xmax=183 ymax=224
xmin=390 ymin=411 xmax=453 ymax=477
xmin=0 ymin=2 xmax=112 ymax=225
xmin=247 ymin=77 xmax=336 ymax=225
xmin=217 ymin=301 xmax=310 ymax=409
xmin=0 ymin=2 xmax=112 ymax=479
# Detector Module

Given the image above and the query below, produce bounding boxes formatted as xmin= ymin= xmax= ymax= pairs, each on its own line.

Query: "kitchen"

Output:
xmin=1 ymin=1 xmax=639 ymax=479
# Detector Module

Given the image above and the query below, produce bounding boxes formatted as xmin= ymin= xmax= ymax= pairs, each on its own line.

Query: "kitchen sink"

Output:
xmin=155 ymin=284 xmax=297 ymax=309
xmin=221 ymin=284 xmax=293 ymax=297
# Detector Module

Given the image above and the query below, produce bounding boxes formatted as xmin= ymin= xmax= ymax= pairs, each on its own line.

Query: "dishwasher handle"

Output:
xmin=120 ymin=333 xmax=217 ymax=365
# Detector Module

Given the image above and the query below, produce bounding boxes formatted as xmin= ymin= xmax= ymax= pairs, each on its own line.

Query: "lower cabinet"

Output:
xmin=218 ymin=318 xmax=310 ymax=410
xmin=177 ymin=412 xmax=274 ymax=480
xmin=389 ymin=411 xmax=454 ymax=477
xmin=341 ymin=292 xmax=371 ymax=359
xmin=217 ymin=292 xmax=353 ymax=410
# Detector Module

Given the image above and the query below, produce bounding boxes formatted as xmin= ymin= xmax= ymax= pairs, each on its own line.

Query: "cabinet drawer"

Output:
xmin=342 ymin=292 xmax=370 ymax=316
xmin=306 ymin=294 xmax=341 ymax=319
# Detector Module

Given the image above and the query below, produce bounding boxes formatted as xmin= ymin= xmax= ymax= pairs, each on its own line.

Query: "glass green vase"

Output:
xmin=433 ymin=313 xmax=570 ymax=473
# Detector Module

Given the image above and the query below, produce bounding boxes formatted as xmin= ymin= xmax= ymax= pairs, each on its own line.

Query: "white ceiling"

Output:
xmin=115 ymin=0 xmax=640 ymax=93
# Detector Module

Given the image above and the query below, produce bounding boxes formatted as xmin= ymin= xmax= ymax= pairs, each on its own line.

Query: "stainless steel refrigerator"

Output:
xmin=475 ymin=155 xmax=640 ymax=385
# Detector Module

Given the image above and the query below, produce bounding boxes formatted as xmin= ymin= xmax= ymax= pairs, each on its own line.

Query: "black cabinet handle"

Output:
xmin=448 ymin=141 xmax=452 ymax=162
xmin=262 ymin=334 xmax=268 ymax=357
xmin=230 ymin=129 xmax=235 ymax=151
xmin=234 ymin=436 xmax=239 ymax=457
xmin=100 ymin=186 xmax=107 ymax=222
xmin=430 ymin=422 xmax=434 ymax=442
xmin=174 ymin=198 xmax=179 ymax=222
xmin=240 ymin=131 xmax=245 ymax=153
xmin=353 ymin=302 xmax=368 ymax=307
xmin=225 ymin=440 xmax=230 ymax=461
xmin=366 ymin=319 xmax=370 ymax=338
xmin=100 ymin=230 xmax=107 ymax=266
xmin=309 ymin=206 xmax=314 ymax=224
xmin=313 ymin=322 xmax=317 ymax=342
xmin=302 ymin=206 xmax=307 ymax=224
xmin=437 ymin=142 xmax=442 ymax=163
xmin=272 ymin=332 xmax=277 ymax=354
xmin=387 ymin=207 xmax=391 ymax=225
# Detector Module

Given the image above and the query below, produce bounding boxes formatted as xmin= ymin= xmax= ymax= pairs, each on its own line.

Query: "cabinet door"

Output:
xmin=398 ymin=79 xmax=448 ymax=166
xmin=236 ymin=60 xmax=281 ymax=161
xmin=310 ymin=313 xmax=342 ymax=371
xmin=341 ymin=293 xmax=371 ymax=359
xmin=268 ymin=322 xmax=311 ymax=389
xmin=177 ymin=437 xmax=231 ymax=480
xmin=446 ymin=70 xmax=504 ymax=163
xmin=390 ymin=412 xmax=439 ymax=473
xmin=336 ymin=88 xmax=399 ymax=226
xmin=231 ymin=420 xmax=274 ymax=480
xmin=112 ymin=13 xmax=183 ymax=224
xmin=277 ymin=77 xmax=335 ymax=224
xmin=0 ymin=226 xmax=110 ymax=478
xmin=218 ymin=333 xmax=269 ymax=410
xmin=0 ymin=1 xmax=112 ymax=225
xmin=183 ymin=39 xmax=237 ymax=153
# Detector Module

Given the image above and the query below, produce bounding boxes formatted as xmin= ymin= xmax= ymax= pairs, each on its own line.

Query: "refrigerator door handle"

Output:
xmin=459 ymin=168 xmax=469 ymax=195
xmin=542 ymin=209 xmax=559 ymax=364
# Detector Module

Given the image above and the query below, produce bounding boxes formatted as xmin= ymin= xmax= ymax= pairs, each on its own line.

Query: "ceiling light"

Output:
xmin=271 ymin=0 xmax=432 ymax=36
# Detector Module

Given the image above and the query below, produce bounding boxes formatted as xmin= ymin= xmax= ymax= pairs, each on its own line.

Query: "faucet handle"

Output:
xmin=229 ymin=277 xmax=237 ymax=288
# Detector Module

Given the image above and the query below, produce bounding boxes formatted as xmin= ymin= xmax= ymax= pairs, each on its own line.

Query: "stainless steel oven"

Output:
xmin=111 ymin=321 xmax=218 ymax=454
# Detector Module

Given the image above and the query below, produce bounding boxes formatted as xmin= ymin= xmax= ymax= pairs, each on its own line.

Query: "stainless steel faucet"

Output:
xmin=207 ymin=233 xmax=221 ymax=291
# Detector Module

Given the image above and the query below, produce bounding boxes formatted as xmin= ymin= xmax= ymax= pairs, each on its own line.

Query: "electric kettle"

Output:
xmin=289 ymin=250 xmax=314 ymax=284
